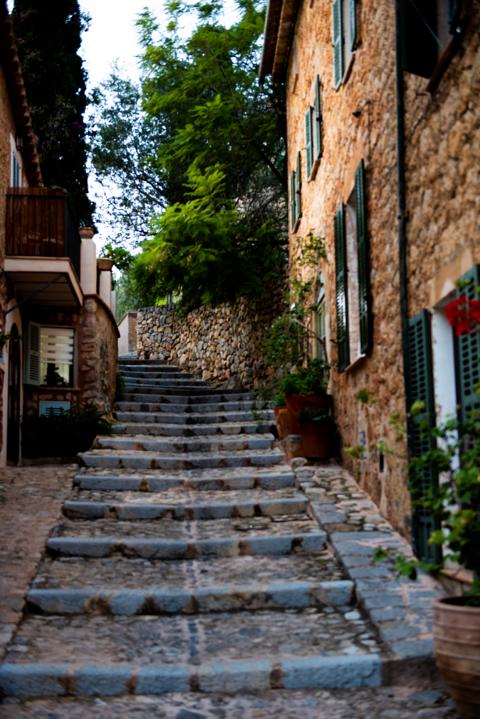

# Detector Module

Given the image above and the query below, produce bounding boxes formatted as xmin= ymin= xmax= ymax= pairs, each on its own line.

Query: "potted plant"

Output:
xmin=375 ymin=401 xmax=480 ymax=718
xmin=278 ymin=359 xmax=335 ymax=458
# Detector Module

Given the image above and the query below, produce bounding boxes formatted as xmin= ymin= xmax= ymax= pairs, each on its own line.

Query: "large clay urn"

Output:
xmin=433 ymin=597 xmax=480 ymax=718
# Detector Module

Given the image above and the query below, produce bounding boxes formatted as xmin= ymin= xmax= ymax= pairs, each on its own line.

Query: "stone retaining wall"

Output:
xmin=137 ymin=298 xmax=283 ymax=389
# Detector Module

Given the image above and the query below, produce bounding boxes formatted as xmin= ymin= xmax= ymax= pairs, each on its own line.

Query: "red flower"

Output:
xmin=445 ymin=295 xmax=480 ymax=336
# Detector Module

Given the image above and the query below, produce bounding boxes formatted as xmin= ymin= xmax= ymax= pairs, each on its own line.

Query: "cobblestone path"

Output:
xmin=0 ymin=359 xmax=459 ymax=717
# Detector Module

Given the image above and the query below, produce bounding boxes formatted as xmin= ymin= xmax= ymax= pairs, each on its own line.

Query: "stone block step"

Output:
xmin=73 ymin=466 xmax=296 ymax=492
xmin=47 ymin=521 xmax=327 ymax=558
xmin=32 ymin=551 xmax=346 ymax=592
xmin=111 ymin=421 xmax=274 ymax=437
xmin=26 ymin=579 xmax=354 ymax=616
xmin=78 ymin=448 xmax=285 ymax=471
xmin=94 ymin=434 xmax=275 ymax=454
xmin=123 ymin=380 xmax=208 ymax=390
xmin=62 ymin=493 xmax=308 ymax=521
xmin=115 ymin=405 xmax=275 ymax=432
xmin=115 ymin=400 xmax=267 ymax=414
xmin=0 ymin=611 xmax=381 ymax=696
xmin=123 ymin=388 xmax=252 ymax=400
xmin=121 ymin=371 xmax=198 ymax=379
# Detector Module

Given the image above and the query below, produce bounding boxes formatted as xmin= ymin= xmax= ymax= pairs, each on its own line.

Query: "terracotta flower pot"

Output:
xmin=433 ymin=596 xmax=480 ymax=718
xmin=285 ymin=392 xmax=333 ymax=434
xmin=274 ymin=406 xmax=291 ymax=439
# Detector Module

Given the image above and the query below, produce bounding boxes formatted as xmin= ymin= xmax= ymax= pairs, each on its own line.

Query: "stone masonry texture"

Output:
xmin=284 ymin=0 xmax=480 ymax=539
xmin=137 ymin=296 xmax=284 ymax=390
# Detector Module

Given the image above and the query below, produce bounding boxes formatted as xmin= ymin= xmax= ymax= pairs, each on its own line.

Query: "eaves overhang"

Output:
xmin=0 ymin=1 xmax=42 ymax=187
xmin=4 ymin=257 xmax=83 ymax=309
xmin=259 ymin=0 xmax=300 ymax=83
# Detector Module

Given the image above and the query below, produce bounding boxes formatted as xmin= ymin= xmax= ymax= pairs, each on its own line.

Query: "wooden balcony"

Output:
xmin=5 ymin=187 xmax=80 ymax=276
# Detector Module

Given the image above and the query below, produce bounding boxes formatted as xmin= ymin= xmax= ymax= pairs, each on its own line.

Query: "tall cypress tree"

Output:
xmin=12 ymin=0 xmax=94 ymax=225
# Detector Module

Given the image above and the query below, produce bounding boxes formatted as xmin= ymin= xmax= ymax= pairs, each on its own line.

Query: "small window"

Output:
xmin=289 ymin=153 xmax=302 ymax=231
xmin=10 ymin=136 xmax=22 ymax=187
xmin=315 ymin=272 xmax=328 ymax=362
xmin=26 ymin=324 xmax=75 ymax=387
xmin=399 ymin=0 xmax=464 ymax=85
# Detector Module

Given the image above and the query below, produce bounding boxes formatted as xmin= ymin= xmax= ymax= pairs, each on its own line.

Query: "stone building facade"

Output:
xmin=261 ymin=0 xmax=480 ymax=547
xmin=0 ymin=2 xmax=118 ymax=464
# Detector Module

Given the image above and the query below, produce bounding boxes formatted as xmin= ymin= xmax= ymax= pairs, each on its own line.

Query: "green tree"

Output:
xmin=13 ymin=0 xmax=94 ymax=225
xmin=91 ymin=0 xmax=287 ymax=310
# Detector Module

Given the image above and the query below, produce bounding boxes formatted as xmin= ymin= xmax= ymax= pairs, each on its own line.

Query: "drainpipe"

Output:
xmin=395 ymin=1 xmax=411 ymax=427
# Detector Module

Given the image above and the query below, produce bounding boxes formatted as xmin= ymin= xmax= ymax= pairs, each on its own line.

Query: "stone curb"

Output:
xmin=62 ymin=496 xmax=308 ymax=521
xmin=0 ymin=654 xmax=382 ymax=697
xmin=47 ymin=531 xmax=327 ymax=559
xmin=73 ymin=469 xmax=296 ymax=492
xmin=26 ymin=579 xmax=354 ymax=615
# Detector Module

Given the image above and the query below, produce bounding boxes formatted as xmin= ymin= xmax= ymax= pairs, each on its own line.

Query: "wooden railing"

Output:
xmin=5 ymin=187 xmax=80 ymax=276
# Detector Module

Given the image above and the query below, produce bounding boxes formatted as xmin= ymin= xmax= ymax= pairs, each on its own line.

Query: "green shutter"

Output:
xmin=332 ymin=0 xmax=343 ymax=89
xmin=289 ymin=171 xmax=296 ymax=229
xmin=407 ymin=309 xmax=440 ymax=563
xmin=355 ymin=160 xmax=371 ymax=354
xmin=25 ymin=322 xmax=41 ymax=385
xmin=334 ymin=205 xmax=349 ymax=371
xmin=313 ymin=76 xmax=322 ymax=160
xmin=456 ymin=264 xmax=480 ymax=426
xmin=295 ymin=152 xmax=302 ymax=221
xmin=349 ymin=0 xmax=357 ymax=50
xmin=305 ymin=108 xmax=313 ymax=178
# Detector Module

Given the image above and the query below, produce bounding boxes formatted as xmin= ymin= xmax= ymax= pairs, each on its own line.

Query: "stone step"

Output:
xmin=114 ymin=410 xmax=274 ymax=425
xmin=94 ymin=434 xmax=275 ymax=454
xmin=124 ymin=380 xmax=208 ymax=390
xmin=111 ymin=421 xmax=274 ymax=437
xmin=78 ymin=448 xmax=285 ymax=471
xmin=121 ymin=372 xmax=197 ymax=380
xmin=26 ymin=578 xmax=354 ymax=616
xmin=32 ymin=551 xmax=346 ymax=592
xmin=47 ymin=516 xmax=326 ymax=558
xmin=62 ymin=493 xmax=308 ymax=521
xmin=73 ymin=466 xmax=296 ymax=492
xmin=115 ymin=400 xmax=268 ymax=414
xmin=0 ymin=611 xmax=381 ymax=697
xmin=123 ymin=388 xmax=253 ymax=399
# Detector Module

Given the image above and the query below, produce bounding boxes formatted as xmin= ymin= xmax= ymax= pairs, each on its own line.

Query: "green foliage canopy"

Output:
xmin=13 ymin=0 xmax=94 ymax=225
xmin=91 ymin=0 xmax=287 ymax=310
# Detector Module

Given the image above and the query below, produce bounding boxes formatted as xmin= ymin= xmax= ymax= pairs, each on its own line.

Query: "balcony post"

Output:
xmin=97 ymin=258 xmax=114 ymax=309
xmin=79 ymin=227 xmax=97 ymax=295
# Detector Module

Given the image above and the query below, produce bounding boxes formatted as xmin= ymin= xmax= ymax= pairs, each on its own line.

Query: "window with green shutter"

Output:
xmin=407 ymin=309 xmax=441 ymax=563
xmin=313 ymin=76 xmax=323 ymax=162
xmin=334 ymin=205 xmax=349 ymax=371
xmin=455 ymin=264 xmax=480 ymax=426
xmin=289 ymin=171 xmax=296 ymax=230
xmin=349 ymin=0 xmax=357 ymax=50
xmin=334 ymin=159 xmax=371 ymax=370
xmin=355 ymin=160 xmax=371 ymax=354
xmin=332 ymin=0 xmax=343 ymax=89
xmin=305 ymin=107 xmax=313 ymax=178
xmin=295 ymin=152 xmax=302 ymax=223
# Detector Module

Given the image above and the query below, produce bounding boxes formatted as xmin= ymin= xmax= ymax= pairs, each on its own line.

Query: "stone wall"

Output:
xmin=137 ymin=298 xmax=283 ymax=389
xmin=286 ymin=0 xmax=410 ymax=534
xmin=404 ymin=1 xmax=480 ymax=315
xmin=79 ymin=296 xmax=119 ymax=415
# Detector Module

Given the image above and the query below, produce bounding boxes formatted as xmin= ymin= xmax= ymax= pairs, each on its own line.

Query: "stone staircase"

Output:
xmin=0 ymin=358 xmax=386 ymax=699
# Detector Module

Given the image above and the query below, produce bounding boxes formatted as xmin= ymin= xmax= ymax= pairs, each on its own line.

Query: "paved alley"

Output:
xmin=0 ymin=359 xmax=459 ymax=717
